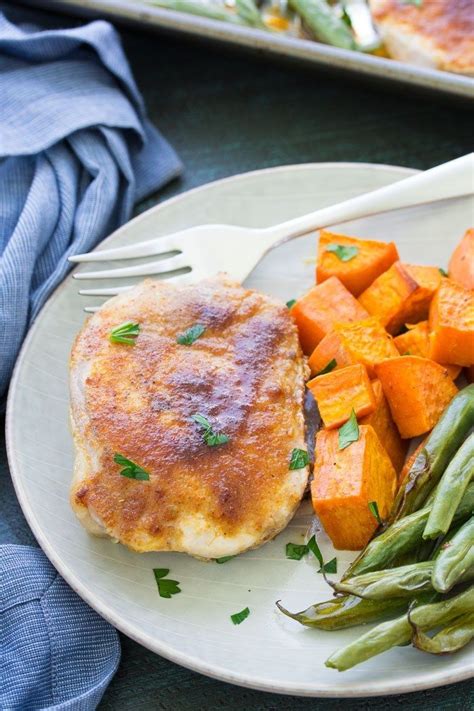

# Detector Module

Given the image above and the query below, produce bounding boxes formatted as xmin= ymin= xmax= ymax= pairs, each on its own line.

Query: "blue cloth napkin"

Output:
xmin=1 ymin=545 xmax=121 ymax=710
xmin=0 ymin=8 xmax=182 ymax=401
xmin=0 ymin=9 xmax=182 ymax=708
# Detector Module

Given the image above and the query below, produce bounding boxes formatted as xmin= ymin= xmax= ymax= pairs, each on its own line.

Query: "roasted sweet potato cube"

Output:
xmin=316 ymin=230 xmax=399 ymax=296
xmin=449 ymin=228 xmax=474 ymax=290
xmin=307 ymin=363 xmax=376 ymax=429
xmin=308 ymin=317 xmax=398 ymax=378
xmin=311 ymin=425 xmax=397 ymax=550
xmin=428 ymin=278 xmax=474 ymax=367
xmin=374 ymin=356 xmax=458 ymax=438
xmin=290 ymin=277 xmax=368 ymax=354
xmin=394 ymin=321 xmax=461 ymax=380
xmin=394 ymin=321 xmax=430 ymax=357
xmin=360 ymin=379 xmax=408 ymax=475
xmin=404 ymin=264 xmax=442 ymax=303
xmin=307 ymin=330 xmax=353 ymax=376
xmin=358 ymin=262 xmax=441 ymax=335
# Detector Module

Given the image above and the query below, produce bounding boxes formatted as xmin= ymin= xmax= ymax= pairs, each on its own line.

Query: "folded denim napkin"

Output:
xmin=0 ymin=9 xmax=182 ymax=708
xmin=1 ymin=545 xmax=121 ymax=710
xmin=0 ymin=8 xmax=182 ymax=401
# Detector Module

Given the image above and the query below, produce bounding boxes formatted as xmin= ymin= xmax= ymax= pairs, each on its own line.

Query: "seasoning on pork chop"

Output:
xmin=70 ymin=275 xmax=309 ymax=558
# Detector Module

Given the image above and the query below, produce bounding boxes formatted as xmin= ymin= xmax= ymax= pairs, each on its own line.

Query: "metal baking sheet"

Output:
xmin=20 ymin=0 xmax=474 ymax=99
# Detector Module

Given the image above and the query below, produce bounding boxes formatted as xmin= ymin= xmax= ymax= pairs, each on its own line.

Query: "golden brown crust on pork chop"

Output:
xmin=70 ymin=276 xmax=308 ymax=557
xmin=370 ymin=0 xmax=474 ymax=75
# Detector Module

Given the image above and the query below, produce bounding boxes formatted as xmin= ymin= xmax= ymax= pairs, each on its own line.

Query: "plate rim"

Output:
xmin=7 ymin=161 xmax=473 ymax=698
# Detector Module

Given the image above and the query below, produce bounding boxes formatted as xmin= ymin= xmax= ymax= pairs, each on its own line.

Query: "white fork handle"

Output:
xmin=260 ymin=153 xmax=474 ymax=247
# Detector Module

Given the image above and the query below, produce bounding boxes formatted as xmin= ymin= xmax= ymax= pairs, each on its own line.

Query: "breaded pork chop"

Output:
xmin=369 ymin=0 xmax=474 ymax=75
xmin=70 ymin=275 xmax=309 ymax=558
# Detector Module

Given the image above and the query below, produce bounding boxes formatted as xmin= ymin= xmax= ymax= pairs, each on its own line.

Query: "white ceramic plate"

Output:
xmin=7 ymin=163 xmax=474 ymax=698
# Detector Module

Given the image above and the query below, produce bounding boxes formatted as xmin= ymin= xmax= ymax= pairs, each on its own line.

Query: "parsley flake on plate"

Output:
xmin=286 ymin=299 xmax=296 ymax=309
xmin=289 ymin=448 xmax=309 ymax=470
xmin=153 ymin=568 xmax=181 ymax=598
xmin=322 ymin=557 xmax=338 ymax=574
xmin=191 ymin=413 xmax=230 ymax=447
xmin=338 ymin=409 xmax=359 ymax=450
xmin=231 ymin=607 xmax=250 ymax=625
xmin=307 ymin=535 xmax=323 ymax=567
xmin=114 ymin=453 xmax=150 ymax=480
xmin=215 ymin=556 xmax=235 ymax=564
xmin=438 ymin=267 xmax=448 ymax=277
xmin=308 ymin=536 xmax=337 ymax=574
xmin=326 ymin=243 xmax=358 ymax=262
xmin=286 ymin=535 xmax=337 ymax=574
xmin=368 ymin=500 xmax=383 ymax=525
xmin=285 ymin=542 xmax=308 ymax=561
xmin=176 ymin=323 xmax=206 ymax=345
xmin=315 ymin=358 xmax=337 ymax=376
xmin=109 ymin=321 xmax=140 ymax=345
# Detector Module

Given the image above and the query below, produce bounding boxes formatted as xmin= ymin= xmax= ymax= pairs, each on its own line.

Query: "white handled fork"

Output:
xmin=70 ymin=155 xmax=474 ymax=312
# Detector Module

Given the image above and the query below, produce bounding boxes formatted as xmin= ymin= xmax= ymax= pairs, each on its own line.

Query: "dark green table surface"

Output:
xmin=3 ymin=3 xmax=474 ymax=709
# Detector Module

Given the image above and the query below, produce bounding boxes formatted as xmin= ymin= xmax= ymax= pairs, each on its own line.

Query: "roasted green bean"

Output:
xmin=150 ymin=0 xmax=245 ymax=25
xmin=391 ymin=385 xmax=474 ymax=522
xmin=411 ymin=613 xmax=474 ymax=654
xmin=432 ymin=516 xmax=474 ymax=593
xmin=335 ymin=561 xmax=434 ymax=599
xmin=343 ymin=483 xmax=474 ymax=580
xmin=235 ymin=0 xmax=267 ymax=29
xmin=423 ymin=433 xmax=474 ymax=540
xmin=325 ymin=586 xmax=473 ymax=671
xmin=288 ymin=0 xmax=356 ymax=50
xmin=276 ymin=594 xmax=408 ymax=630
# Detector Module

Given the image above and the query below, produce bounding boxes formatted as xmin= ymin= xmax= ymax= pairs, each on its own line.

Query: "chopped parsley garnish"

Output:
xmin=286 ymin=535 xmax=337 ymax=574
xmin=316 ymin=358 xmax=337 ymax=376
xmin=191 ymin=413 xmax=230 ymax=447
xmin=215 ymin=556 xmax=235 ymax=564
xmin=153 ymin=568 xmax=181 ymax=598
xmin=369 ymin=500 xmax=383 ymax=525
xmin=402 ymin=0 xmax=422 ymax=6
xmin=286 ymin=299 xmax=296 ymax=309
xmin=326 ymin=243 xmax=358 ymax=262
xmin=307 ymin=535 xmax=323 ymax=567
xmin=109 ymin=321 xmax=140 ymax=345
xmin=231 ymin=607 xmax=250 ymax=625
xmin=338 ymin=409 xmax=359 ymax=450
xmin=176 ymin=323 xmax=206 ymax=345
xmin=289 ymin=448 xmax=309 ymax=470
xmin=439 ymin=267 xmax=448 ymax=277
xmin=114 ymin=453 xmax=150 ymax=480
xmin=341 ymin=7 xmax=352 ymax=27
xmin=322 ymin=557 xmax=338 ymax=574
xmin=285 ymin=542 xmax=308 ymax=561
